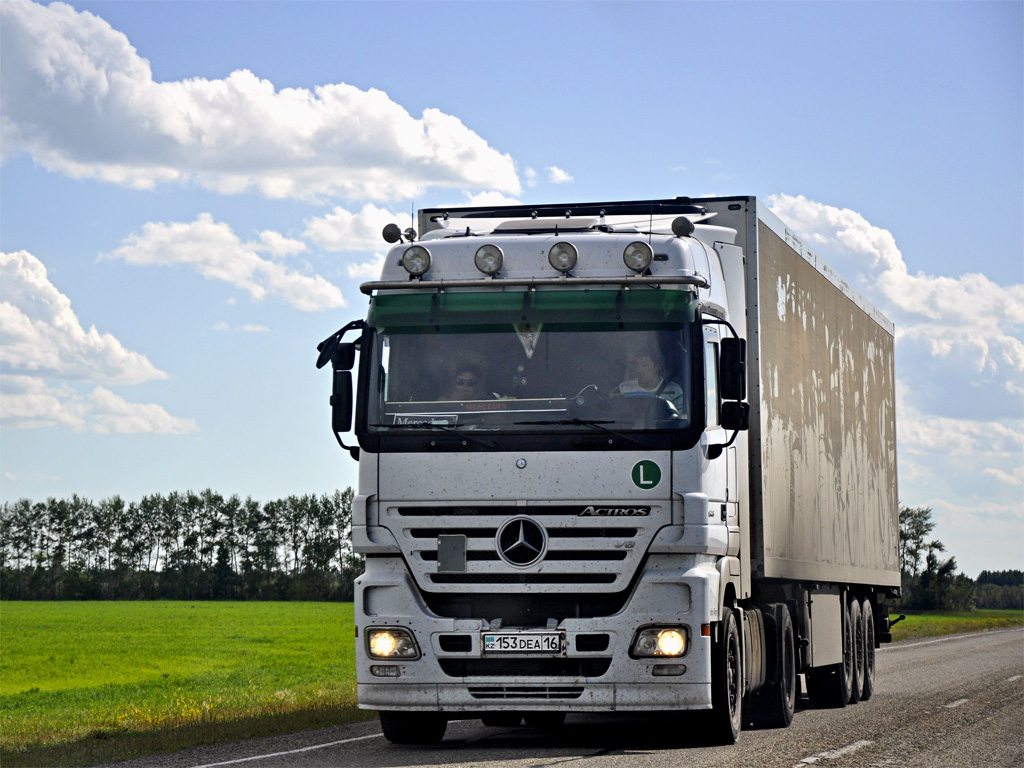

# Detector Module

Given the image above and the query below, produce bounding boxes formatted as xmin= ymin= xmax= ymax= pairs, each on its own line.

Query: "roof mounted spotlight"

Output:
xmin=623 ymin=241 xmax=654 ymax=272
xmin=548 ymin=242 xmax=578 ymax=273
xmin=401 ymin=245 xmax=431 ymax=276
xmin=403 ymin=227 xmax=417 ymax=243
xmin=671 ymin=217 xmax=696 ymax=237
xmin=474 ymin=244 xmax=503 ymax=275
xmin=382 ymin=223 xmax=402 ymax=243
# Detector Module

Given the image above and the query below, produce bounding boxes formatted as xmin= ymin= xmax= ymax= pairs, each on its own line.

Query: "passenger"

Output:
xmin=613 ymin=348 xmax=686 ymax=414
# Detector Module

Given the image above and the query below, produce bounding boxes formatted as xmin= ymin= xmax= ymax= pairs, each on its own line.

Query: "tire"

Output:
xmin=751 ymin=605 xmax=796 ymax=728
xmin=379 ymin=711 xmax=447 ymax=744
xmin=860 ymin=597 xmax=876 ymax=701
xmin=523 ymin=712 xmax=566 ymax=729
xmin=706 ymin=608 xmax=743 ymax=744
xmin=481 ymin=712 xmax=523 ymax=727
xmin=850 ymin=597 xmax=864 ymax=704
xmin=807 ymin=597 xmax=854 ymax=709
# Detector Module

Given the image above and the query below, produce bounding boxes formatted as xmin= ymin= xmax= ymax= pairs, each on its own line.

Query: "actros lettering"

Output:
xmin=579 ymin=506 xmax=651 ymax=517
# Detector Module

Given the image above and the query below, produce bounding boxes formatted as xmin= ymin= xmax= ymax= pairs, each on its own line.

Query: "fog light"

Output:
xmin=370 ymin=665 xmax=402 ymax=678
xmin=474 ymin=244 xmax=503 ymax=275
xmin=623 ymin=241 xmax=654 ymax=272
xmin=367 ymin=627 xmax=420 ymax=659
xmin=401 ymin=246 xmax=431 ymax=276
xmin=630 ymin=626 xmax=689 ymax=658
xmin=548 ymin=242 xmax=578 ymax=273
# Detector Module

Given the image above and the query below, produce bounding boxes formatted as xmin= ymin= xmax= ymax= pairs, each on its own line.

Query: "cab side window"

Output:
xmin=704 ymin=339 xmax=720 ymax=429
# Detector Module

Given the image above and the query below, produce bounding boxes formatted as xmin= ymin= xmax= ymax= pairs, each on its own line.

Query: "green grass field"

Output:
xmin=889 ymin=609 xmax=1024 ymax=642
xmin=1 ymin=602 xmax=1020 ymax=766
xmin=0 ymin=602 xmax=369 ymax=766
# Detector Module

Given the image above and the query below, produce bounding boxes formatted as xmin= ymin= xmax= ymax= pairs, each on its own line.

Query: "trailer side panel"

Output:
xmin=753 ymin=221 xmax=899 ymax=586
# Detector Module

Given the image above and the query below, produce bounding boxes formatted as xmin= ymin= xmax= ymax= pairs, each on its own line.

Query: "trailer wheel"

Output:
xmin=860 ymin=597 xmax=876 ymax=701
xmin=806 ymin=598 xmax=854 ymax=708
xmin=706 ymin=608 xmax=743 ymax=744
xmin=379 ymin=711 xmax=447 ymax=744
xmin=850 ymin=597 xmax=865 ymax=704
xmin=751 ymin=606 xmax=796 ymax=728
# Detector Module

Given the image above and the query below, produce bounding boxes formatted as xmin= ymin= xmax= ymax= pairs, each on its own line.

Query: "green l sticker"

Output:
xmin=631 ymin=460 xmax=662 ymax=489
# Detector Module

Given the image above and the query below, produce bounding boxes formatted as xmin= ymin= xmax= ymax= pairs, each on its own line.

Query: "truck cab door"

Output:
xmin=703 ymin=323 xmax=740 ymax=541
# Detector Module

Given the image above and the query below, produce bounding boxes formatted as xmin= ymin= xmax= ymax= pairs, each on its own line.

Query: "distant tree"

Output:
xmin=899 ymin=503 xmax=936 ymax=577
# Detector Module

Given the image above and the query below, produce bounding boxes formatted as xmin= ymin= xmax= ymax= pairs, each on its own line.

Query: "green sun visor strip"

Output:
xmin=368 ymin=289 xmax=698 ymax=329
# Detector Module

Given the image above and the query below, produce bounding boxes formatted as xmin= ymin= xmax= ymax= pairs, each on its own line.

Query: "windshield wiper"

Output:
xmin=514 ymin=418 xmax=648 ymax=447
xmin=371 ymin=422 xmax=497 ymax=449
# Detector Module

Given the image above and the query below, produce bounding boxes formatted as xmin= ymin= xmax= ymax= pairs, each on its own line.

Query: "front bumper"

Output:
xmin=354 ymin=553 xmax=719 ymax=712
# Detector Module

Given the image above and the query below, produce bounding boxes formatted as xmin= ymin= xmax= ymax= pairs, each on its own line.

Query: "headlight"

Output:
xmin=623 ymin=241 xmax=654 ymax=272
xmin=401 ymin=246 xmax=431 ymax=276
xmin=366 ymin=627 xmax=421 ymax=659
xmin=474 ymin=244 xmax=504 ymax=275
xmin=630 ymin=626 xmax=688 ymax=658
xmin=548 ymin=242 xmax=578 ymax=273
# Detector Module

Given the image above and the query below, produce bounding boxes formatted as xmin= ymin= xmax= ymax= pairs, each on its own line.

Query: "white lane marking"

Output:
xmin=795 ymin=739 xmax=873 ymax=764
xmin=942 ymin=698 xmax=969 ymax=708
xmin=187 ymin=732 xmax=382 ymax=768
xmin=1006 ymin=675 xmax=1022 ymax=683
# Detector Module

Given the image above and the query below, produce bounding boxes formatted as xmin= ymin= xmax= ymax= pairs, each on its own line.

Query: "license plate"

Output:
xmin=482 ymin=632 xmax=564 ymax=654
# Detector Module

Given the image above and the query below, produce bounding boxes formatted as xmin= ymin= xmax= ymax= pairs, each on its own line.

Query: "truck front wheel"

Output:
xmin=379 ymin=711 xmax=447 ymax=744
xmin=706 ymin=608 xmax=743 ymax=744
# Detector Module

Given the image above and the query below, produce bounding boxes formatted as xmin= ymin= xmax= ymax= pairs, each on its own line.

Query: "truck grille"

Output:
xmin=383 ymin=502 xmax=663 ymax=594
xmin=468 ymin=686 xmax=586 ymax=700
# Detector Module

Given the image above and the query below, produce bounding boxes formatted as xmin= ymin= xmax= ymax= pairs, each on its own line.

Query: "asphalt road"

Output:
xmin=109 ymin=628 xmax=1023 ymax=768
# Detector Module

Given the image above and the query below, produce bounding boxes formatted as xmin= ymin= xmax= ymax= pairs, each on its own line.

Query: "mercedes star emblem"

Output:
xmin=496 ymin=517 xmax=547 ymax=567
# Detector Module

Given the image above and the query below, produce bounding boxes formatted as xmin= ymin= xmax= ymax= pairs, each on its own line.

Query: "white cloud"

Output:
xmin=546 ymin=166 xmax=573 ymax=184
xmin=305 ymin=203 xmax=403 ymax=252
xmin=767 ymin=194 xmax=1024 ymax=380
xmin=0 ymin=250 xmax=166 ymax=385
xmin=524 ymin=168 xmax=538 ymax=187
xmin=460 ymin=190 xmax=522 ymax=207
xmin=347 ymin=253 xmax=387 ymax=280
xmin=0 ymin=375 xmax=197 ymax=434
xmin=0 ymin=251 xmax=197 ymax=434
xmin=0 ymin=0 xmax=520 ymax=201
xmin=213 ymin=322 xmax=270 ymax=333
xmin=105 ymin=214 xmax=346 ymax=311
xmin=87 ymin=386 xmax=197 ymax=434
xmin=253 ymin=231 xmax=307 ymax=258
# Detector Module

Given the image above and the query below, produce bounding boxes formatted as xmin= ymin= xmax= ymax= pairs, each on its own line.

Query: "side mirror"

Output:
xmin=720 ymin=337 xmax=746 ymax=401
xmin=331 ymin=371 xmax=353 ymax=433
xmin=334 ymin=342 xmax=356 ymax=371
xmin=721 ymin=401 xmax=750 ymax=432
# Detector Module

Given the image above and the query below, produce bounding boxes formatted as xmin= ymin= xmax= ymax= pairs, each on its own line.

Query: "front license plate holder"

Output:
xmin=482 ymin=631 xmax=565 ymax=656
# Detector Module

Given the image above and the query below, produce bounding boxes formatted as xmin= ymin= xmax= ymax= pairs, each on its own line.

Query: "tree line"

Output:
xmin=898 ymin=503 xmax=1023 ymax=611
xmin=0 ymin=489 xmax=363 ymax=601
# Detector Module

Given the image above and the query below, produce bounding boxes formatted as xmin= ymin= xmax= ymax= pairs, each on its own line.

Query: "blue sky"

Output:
xmin=1 ymin=0 xmax=1021 ymax=577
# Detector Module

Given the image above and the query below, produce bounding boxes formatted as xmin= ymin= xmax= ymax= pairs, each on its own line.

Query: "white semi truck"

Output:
xmin=316 ymin=196 xmax=901 ymax=745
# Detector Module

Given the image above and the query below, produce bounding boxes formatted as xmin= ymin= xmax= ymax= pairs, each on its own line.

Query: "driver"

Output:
xmin=440 ymin=354 xmax=488 ymax=401
xmin=613 ymin=348 xmax=686 ymax=413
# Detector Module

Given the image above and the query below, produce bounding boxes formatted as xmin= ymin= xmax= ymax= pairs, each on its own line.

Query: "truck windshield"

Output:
xmin=361 ymin=289 xmax=701 ymax=441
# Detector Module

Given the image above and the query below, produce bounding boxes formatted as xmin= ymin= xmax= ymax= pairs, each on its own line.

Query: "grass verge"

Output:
xmin=0 ymin=601 xmax=370 ymax=767
xmin=888 ymin=608 xmax=1024 ymax=643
